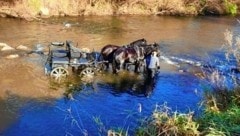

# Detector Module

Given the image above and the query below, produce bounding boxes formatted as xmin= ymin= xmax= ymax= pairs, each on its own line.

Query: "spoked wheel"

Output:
xmin=79 ymin=67 xmax=95 ymax=78
xmin=50 ymin=67 xmax=69 ymax=82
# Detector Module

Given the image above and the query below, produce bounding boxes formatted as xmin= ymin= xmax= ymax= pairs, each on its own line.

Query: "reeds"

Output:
xmin=135 ymin=29 xmax=240 ymax=136
xmin=197 ymin=29 xmax=240 ymax=135
xmin=136 ymin=103 xmax=200 ymax=136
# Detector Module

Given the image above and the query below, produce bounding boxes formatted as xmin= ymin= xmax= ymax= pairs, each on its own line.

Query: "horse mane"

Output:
xmin=129 ymin=38 xmax=146 ymax=46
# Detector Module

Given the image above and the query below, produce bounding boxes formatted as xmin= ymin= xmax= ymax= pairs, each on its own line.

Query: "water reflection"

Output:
xmin=95 ymin=72 xmax=156 ymax=97
xmin=60 ymin=71 xmax=159 ymax=98
xmin=134 ymin=75 xmax=158 ymax=97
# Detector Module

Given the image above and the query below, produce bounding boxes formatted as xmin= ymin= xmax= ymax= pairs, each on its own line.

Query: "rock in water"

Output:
xmin=0 ymin=43 xmax=15 ymax=51
xmin=16 ymin=45 xmax=30 ymax=51
xmin=0 ymin=43 xmax=8 ymax=47
xmin=5 ymin=54 xmax=19 ymax=59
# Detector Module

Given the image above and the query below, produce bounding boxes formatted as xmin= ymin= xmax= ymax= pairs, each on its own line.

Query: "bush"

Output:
xmin=136 ymin=103 xmax=200 ymax=136
xmin=198 ymin=104 xmax=240 ymax=136
xmin=224 ymin=0 xmax=238 ymax=15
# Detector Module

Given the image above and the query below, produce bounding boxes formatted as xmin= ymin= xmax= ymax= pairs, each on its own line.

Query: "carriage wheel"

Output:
xmin=50 ymin=67 xmax=69 ymax=82
xmin=80 ymin=67 xmax=95 ymax=77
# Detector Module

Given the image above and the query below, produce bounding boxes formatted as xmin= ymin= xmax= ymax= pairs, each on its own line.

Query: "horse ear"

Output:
xmin=144 ymin=38 xmax=147 ymax=43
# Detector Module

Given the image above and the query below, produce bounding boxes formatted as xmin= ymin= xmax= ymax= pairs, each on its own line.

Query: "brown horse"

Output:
xmin=99 ymin=44 xmax=120 ymax=70
xmin=145 ymin=42 xmax=161 ymax=56
xmin=99 ymin=38 xmax=148 ymax=70
xmin=112 ymin=45 xmax=145 ymax=73
xmin=112 ymin=42 xmax=161 ymax=74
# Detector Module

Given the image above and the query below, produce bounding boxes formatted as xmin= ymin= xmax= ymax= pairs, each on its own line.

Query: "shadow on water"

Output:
xmin=96 ymin=72 xmax=153 ymax=97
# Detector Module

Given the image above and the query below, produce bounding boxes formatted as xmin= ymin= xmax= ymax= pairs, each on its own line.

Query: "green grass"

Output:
xmin=135 ymin=103 xmax=200 ymax=136
xmin=134 ymin=87 xmax=240 ymax=136
xmin=198 ymin=105 xmax=240 ymax=136
xmin=27 ymin=0 xmax=42 ymax=12
xmin=224 ymin=0 xmax=238 ymax=15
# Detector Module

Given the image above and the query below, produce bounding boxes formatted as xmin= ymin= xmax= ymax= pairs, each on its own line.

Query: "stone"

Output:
xmin=0 ymin=43 xmax=8 ymax=47
xmin=1 ymin=45 xmax=15 ymax=51
xmin=5 ymin=54 xmax=19 ymax=59
xmin=16 ymin=45 xmax=30 ymax=51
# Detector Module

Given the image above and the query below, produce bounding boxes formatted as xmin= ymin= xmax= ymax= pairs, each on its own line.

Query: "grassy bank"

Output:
xmin=133 ymin=29 xmax=240 ymax=136
xmin=134 ymin=90 xmax=240 ymax=136
xmin=0 ymin=0 xmax=239 ymax=20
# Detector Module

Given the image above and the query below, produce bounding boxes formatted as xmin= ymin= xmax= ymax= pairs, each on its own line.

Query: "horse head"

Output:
xmin=152 ymin=42 xmax=161 ymax=56
xmin=144 ymin=42 xmax=161 ymax=57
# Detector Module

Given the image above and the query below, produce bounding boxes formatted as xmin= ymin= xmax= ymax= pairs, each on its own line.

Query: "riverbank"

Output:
xmin=0 ymin=0 xmax=239 ymax=20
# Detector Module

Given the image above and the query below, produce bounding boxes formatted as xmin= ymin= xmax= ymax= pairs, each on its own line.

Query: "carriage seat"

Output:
xmin=52 ymin=57 xmax=69 ymax=64
xmin=66 ymin=40 xmax=81 ymax=58
xmin=78 ymin=58 xmax=90 ymax=64
xmin=51 ymin=50 xmax=68 ymax=58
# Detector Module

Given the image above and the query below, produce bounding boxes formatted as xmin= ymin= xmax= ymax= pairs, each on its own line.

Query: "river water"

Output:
xmin=0 ymin=16 xmax=240 ymax=135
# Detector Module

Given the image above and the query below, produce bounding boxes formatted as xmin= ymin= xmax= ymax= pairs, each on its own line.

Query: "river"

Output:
xmin=0 ymin=15 xmax=239 ymax=135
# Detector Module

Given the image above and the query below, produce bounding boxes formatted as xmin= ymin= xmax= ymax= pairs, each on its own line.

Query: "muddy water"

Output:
xmin=0 ymin=16 xmax=239 ymax=135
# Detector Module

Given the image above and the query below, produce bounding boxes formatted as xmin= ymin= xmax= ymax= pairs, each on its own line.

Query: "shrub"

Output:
xmin=198 ymin=104 xmax=240 ymax=135
xmin=27 ymin=0 xmax=42 ymax=13
xmin=224 ymin=0 xmax=237 ymax=15
xmin=136 ymin=103 xmax=200 ymax=136
xmin=198 ymin=29 xmax=240 ymax=135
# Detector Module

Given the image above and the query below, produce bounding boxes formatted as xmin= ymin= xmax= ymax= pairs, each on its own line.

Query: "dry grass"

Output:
xmin=223 ymin=29 xmax=240 ymax=64
xmin=0 ymin=0 xmax=238 ymax=19
xmin=136 ymin=103 xmax=200 ymax=136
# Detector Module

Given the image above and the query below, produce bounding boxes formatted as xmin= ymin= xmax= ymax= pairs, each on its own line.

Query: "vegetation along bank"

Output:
xmin=0 ymin=0 xmax=239 ymax=20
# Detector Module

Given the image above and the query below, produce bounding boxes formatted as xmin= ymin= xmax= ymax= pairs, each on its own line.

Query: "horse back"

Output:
xmin=114 ymin=47 xmax=138 ymax=63
xmin=101 ymin=44 xmax=120 ymax=59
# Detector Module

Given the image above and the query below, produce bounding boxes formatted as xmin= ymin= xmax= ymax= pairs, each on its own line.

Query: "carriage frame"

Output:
xmin=45 ymin=40 xmax=105 ymax=81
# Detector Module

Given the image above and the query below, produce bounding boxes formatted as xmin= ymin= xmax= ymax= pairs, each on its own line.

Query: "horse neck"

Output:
xmin=134 ymin=46 xmax=145 ymax=60
xmin=131 ymin=38 xmax=145 ymax=44
xmin=139 ymin=47 xmax=145 ymax=60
